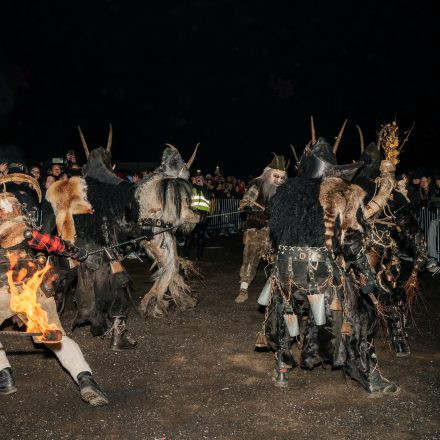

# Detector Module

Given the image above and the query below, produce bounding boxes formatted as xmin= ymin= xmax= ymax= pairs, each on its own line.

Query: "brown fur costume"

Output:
xmin=45 ymin=176 xmax=93 ymax=243
xmin=319 ymin=177 xmax=366 ymax=251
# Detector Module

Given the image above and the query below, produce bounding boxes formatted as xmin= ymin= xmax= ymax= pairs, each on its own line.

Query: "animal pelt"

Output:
xmin=268 ymin=177 xmax=325 ymax=247
xmin=319 ymin=177 xmax=366 ymax=251
xmin=45 ymin=176 xmax=93 ymax=243
xmin=74 ymin=177 xmax=139 ymax=246
xmin=135 ymin=175 xmax=198 ymax=233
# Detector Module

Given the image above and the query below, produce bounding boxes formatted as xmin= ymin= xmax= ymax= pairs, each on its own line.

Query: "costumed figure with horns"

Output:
xmin=0 ymin=173 xmax=108 ymax=406
xmin=135 ymin=143 xmax=202 ymax=317
xmin=44 ymin=126 xmax=141 ymax=351
xmin=235 ymin=154 xmax=287 ymax=304
xmin=355 ymin=121 xmax=431 ymax=357
xmin=259 ymin=118 xmax=399 ymax=396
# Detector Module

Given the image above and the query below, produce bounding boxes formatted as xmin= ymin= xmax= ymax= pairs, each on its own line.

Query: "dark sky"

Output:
xmin=0 ymin=1 xmax=438 ymax=176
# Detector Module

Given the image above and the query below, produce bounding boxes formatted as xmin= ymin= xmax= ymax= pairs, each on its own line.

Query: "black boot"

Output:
xmin=77 ymin=371 xmax=109 ymax=406
xmin=272 ymin=351 xmax=291 ymax=388
xmin=389 ymin=309 xmax=411 ymax=357
xmin=0 ymin=367 xmax=17 ymax=395
xmin=365 ymin=342 xmax=400 ymax=397
xmin=109 ymin=316 xmax=137 ymax=351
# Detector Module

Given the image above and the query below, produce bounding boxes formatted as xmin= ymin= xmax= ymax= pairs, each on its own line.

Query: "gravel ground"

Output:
xmin=1 ymin=236 xmax=439 ymax=440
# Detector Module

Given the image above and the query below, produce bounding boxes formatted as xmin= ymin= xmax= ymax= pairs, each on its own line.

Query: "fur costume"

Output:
xmin=45 ymin=176 xmax=93 ymax=243
xmin=264 ymin=175 xmax=398 ymax=394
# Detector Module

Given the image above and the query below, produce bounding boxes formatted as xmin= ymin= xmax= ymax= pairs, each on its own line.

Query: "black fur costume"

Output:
xmin=264 ymin=177 xmax=385 ymax=392
xmin=44 ymin=177 xmax=140 ymax=336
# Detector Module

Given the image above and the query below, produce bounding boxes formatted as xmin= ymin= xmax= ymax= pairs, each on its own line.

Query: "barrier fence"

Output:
xmin=207 ymin=198 xmax=242 ymax=235
xmin=206 ymin=199 xmax=440 ymax=262
xmin=415 ymin=207 xmax=440 ymax=262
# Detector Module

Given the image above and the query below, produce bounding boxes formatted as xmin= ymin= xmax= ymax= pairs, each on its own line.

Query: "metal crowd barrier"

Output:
xmin=416 ymin=207 xmax=440 ymax=261
xmin=207 ymin=198 xmax=242 ymax=235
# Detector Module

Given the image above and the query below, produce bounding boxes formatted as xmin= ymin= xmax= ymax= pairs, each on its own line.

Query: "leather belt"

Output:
xmin=277 ymin=245 xmax=329 ymax=262
xmin=138 ymin=218 xmax=173 ymax=228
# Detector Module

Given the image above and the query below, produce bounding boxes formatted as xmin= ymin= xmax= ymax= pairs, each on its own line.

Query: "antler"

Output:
xmin=78 ymin=126 xmax=90 ymax=158
xmin=106 ymin=124 xmax=113 ymax=151
xmin=311 ymin=115 xmax=316 ymax=145
xmin=356 ymin=124 xmax=364 ymax=154
xmin=332 ymin=119 xmax=348 ymax=154
xmin=186 ymin=143 xmax=200 ymax=169
xmin=0 ymin=173 xmax=42 ymax=203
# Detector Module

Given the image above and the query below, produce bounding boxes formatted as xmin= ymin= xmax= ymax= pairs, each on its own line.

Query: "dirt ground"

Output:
xmin=1 ymin=236 xmax=440 ymax=440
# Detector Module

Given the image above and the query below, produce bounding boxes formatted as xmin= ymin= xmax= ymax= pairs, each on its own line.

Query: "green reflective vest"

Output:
xmin=191 ymin=187 xmax=211 ymax=212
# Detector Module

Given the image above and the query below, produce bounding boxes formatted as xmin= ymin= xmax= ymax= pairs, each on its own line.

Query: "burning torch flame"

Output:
xmin=7 ymin=256 xmax=60 ymax=343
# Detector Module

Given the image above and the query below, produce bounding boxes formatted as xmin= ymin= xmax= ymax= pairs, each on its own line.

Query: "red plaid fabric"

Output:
xmin=27 ymin=230 xmax=66 ymax=254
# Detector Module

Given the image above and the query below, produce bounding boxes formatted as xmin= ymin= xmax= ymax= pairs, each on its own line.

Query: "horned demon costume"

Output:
xmin=42 ymin=128 xmax=140 ymax=351
xmin=355 ymin=122 xmax=430 ymax=356
xmin=261 ymin=137 xmax=399 ymax=396
xmin=0 ymin=173 xmax=108 ymax=406
xmin=235 ymin=154 xmax=287 ymax=304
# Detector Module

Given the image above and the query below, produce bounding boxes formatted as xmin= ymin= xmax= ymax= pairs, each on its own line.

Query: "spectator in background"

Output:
xmin=418 ymin=175 xmax=432 ymax=207
xmin=44 ymin=175 xmax=56 ymax=190
xmin=0 ymin=162 xmax=8 ymax=176
xmin=430 ymin=176 xmax=440 ymax=208
xmin=49 ymin=163 xmax=63 ymax=179
xmin=132 ymin=172 xmax=142 ymax=184
xmin=30 ymin=165 xmax=41 ymax=181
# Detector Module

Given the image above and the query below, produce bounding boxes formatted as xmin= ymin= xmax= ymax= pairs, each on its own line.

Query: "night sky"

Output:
xmin=0 ymin=1 xmax=438 ymax=177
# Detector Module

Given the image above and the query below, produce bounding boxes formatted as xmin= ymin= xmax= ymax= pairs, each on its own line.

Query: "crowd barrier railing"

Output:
xmin=207 ymin=198 xmax=242 ymax=235
xmin=416 ymin=207 xmax=440 ymax=262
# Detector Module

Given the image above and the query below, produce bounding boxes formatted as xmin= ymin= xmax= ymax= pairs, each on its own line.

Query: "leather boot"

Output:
xmin=365 ymin=342 xmax=400 ymax=397
xmin=235 ymin=289 xmax=248 ymax=304
xmin=388 ymin=309 xmax=410 ymax=357
xmin=0 ymin=367 xmax=17 ymax=395
xmin=272 ymin=352 xmax=290 ymax=388
xmin=77 ymin=371 xmax=109 ymax=406
xmin=109 ymin=316 xmax=137 ymax=351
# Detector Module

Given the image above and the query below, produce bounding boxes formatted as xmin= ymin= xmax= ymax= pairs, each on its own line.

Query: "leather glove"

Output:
xmin=199 ymin=212 xmax=207 ymax=223
xmin=63 ymin=241 xmax=88 ymax=261
xmin=242 ymin=205 xmax=253 ymax=213
xmin=142 ymin=229 xmax=155 ymax=241
xmin=75 ymin=248 xmax=89 ymax=262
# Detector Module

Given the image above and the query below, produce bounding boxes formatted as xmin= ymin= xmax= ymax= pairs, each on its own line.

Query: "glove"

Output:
xmin=142 ymin=230 xmax=155 ymax=241
xmin=198 ymin=212 xmax=207 ymax=223
xmin=63 ymin=241 xmax=88 ymax=261
xmin=242 ymin=205 xmax=253 ymax=213
xmin=75 ymin=248 xmax=88 ymax=262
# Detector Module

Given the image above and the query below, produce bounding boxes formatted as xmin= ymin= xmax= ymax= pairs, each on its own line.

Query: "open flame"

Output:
xmin=7 ymin=254 xmax=60 ymax=342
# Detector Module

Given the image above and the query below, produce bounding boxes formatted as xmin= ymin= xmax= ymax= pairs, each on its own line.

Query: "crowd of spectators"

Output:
xmin=403 ymin=170 xmax=440 ymax=209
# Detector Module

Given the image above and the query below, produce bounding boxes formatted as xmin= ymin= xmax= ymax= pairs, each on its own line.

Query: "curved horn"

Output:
xmin=78 ymin=126 xmax=89 ymax=159
xmin=0 ymin=173 xmax=42 ymax=203
xmin=356 ymin=124 xmax=365 ymax=154
xmin=333 ymin=118 xmax=348 ymax=154
xmin=186 ymin=142 xmax=200 ymax=169
xmin=285 ymin=158 xmax=291 ymax=171
xmin=290 ymin=144 xmax=299 ymax=163
xmin=164 ymin=143 xmax=179 ymax=153
xmin=106 ymin=124 xmax=113 ymax=151
xmin=364 ymin=172 xmax=395 ymax=219
xmin=271 ymin=152 xmax=280 ymax=169
xmin=311 ymin=115 xmax=316 ymax=145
